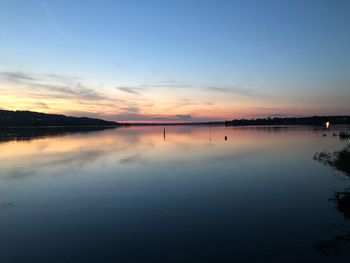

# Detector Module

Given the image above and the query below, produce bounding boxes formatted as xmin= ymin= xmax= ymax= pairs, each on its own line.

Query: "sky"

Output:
xmin=0 ymin=0 xmax=349 ymax=122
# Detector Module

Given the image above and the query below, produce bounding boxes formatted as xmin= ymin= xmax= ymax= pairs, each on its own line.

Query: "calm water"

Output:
xmin=0 ymin=125 xmax=349 ymax=262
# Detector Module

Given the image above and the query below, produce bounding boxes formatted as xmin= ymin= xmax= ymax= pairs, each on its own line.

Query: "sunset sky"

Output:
xmin=1 ymin=0 xmax=349 ymax=122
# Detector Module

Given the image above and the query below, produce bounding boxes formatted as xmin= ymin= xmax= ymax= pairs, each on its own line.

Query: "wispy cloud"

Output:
xmin=117 ymin=83 xmax=191 ymax=94
xmin=0 ymin=71 xmax=105 ymax=101
xmin=116 ymin=81 xmax=254 ymax=98
xmin=0 ymin=71 xmax=264 ymax=121
xmin=34 ymin=102 xmax=49 ymax=109
xmin=140 ymin=84 xmax=190 ymax=88
xmin=157 ymin=79 xmax=177 ymax=84
xmin=106 ymin=112 xmax=202 ymax=122
xmin=43 ymin=73 xmax=81 ymax=82
xmin=175 ymin=114 xmax=192 ymax=119
xmin=205 ymin=86 xmax=255 ymax=97
xmin=117 ymin=86 xmax=144 ymax=94
xmin=41 ymin=83 xmax=105 ymax=100
xmin=165 ymin=99 xmax=214 ymax=111
xmin=0 ymin=71 xmax=35 ymax=82
xmin=116 ymin=79 xmax=193 ymax=93
xmin=120 ymin=106 xmax=140 ymax=113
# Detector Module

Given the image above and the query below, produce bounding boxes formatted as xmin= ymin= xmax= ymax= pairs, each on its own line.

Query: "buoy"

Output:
xmin=224 ymin=136 xmax=227 ymax=141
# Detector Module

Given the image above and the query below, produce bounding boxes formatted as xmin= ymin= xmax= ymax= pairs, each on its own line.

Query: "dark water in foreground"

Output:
xmin=0 ymin=125 xmax=349 ymax=262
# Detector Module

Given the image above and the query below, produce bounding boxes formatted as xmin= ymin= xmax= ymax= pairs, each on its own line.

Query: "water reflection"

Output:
xmin=0 ymin=125 xmax=350 ymax=262
xmin=0 ymin=126 xmax=117 ymax=142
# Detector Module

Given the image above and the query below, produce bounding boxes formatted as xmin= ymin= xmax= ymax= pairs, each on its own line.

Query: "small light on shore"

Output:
xmin=325 ymin=121 xmax=330 ymax=129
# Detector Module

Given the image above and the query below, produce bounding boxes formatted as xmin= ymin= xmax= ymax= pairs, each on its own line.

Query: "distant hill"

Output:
xmin=0 ymin=110 xmax=119 ymax=127
xmin=225 ymin=116 xmax=350 ymax=126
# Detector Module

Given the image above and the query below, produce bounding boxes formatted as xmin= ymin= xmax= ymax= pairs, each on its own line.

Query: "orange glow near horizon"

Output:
xmin=1 ymin=80 xmax=349 ymax=123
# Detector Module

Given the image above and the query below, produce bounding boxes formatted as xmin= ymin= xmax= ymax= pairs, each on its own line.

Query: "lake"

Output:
xmin=0 ymin=125 xmax=349 ymax=262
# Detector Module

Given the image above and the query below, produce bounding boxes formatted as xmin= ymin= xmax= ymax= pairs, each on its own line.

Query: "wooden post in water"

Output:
xmin=209 ymin=124 xmax=211 ymax=141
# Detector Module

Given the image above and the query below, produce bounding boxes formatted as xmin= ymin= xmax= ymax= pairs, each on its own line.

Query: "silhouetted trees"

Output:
xmin=225 ymin=116 xmax=350 ymax=126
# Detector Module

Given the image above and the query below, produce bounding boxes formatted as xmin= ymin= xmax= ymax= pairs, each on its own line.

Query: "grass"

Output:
xmin=314 ymin=144 xmax=350 ymax=176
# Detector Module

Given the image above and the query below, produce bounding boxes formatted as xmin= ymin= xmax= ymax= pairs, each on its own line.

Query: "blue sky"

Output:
xmin=0 ymin=0 xmax=349 ymax=121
